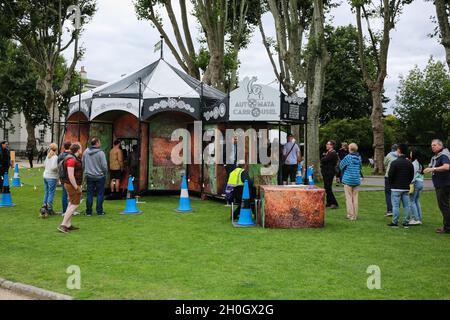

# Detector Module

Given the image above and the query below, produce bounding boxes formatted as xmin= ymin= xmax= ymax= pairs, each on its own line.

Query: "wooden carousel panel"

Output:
xmin=187 ymin=164 xmax=201 ymax=192
xmin=89 ymin=122 xmax=113 ymax=187
xmin=260 ymin=185 xmax=325 ymax=229
xmin=113 ymin=113 xmax=139 ymax=138
xmin=148 ymin=112 xmax=191 ymax=191
xmin=139 ymin=123 xmax=149 ymax=191
xmin=63 ymin=113 xmax=89 ymax=150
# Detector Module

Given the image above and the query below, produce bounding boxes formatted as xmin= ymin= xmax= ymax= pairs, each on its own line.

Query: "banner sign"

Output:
xmin=229 ymin=77 xmax=280 ymax=121
xmin=90 ymin=98 xmax=140 ymax=120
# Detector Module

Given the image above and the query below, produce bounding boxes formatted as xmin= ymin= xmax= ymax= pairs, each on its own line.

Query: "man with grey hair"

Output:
xmin=424 ymin=139 xmax=450 ymax=234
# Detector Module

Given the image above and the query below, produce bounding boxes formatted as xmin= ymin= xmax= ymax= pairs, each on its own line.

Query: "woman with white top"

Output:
xmin=409 ymin=150 xmax=424 ymax=225
xmin=40 ymin=143 xmax=59 ymax=218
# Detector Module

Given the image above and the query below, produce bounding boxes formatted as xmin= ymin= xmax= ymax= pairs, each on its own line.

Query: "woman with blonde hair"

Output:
xmin=40 ymin=143 xmax=59 ymax=218
xmin=339 ymin=143 xmax=362 ymax=220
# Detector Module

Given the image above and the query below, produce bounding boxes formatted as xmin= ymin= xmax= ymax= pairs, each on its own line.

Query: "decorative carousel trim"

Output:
xmin=148 ymin=98 xmax=195 ymax=114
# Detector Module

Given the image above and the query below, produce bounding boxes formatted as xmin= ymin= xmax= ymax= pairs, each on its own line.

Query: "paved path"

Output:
xmin=0 ymin=288 xmax=33 ymax=300
xmin=14 ymin=159 xmax=44 ymax=169
xmin=334 ymin=176 xmax=434 ymax=192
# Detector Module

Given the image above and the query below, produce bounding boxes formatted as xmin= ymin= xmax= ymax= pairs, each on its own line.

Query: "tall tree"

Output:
xmin=321 ymin=24 xmax=375 ymax=123
xmin=0 ymin=38 xmax=80 ymax=151
xmin=226 ymin=0 xmax=260 ymax=89
xmin=394 ymin=57 xmax=450 ymax=146
xmin=259 ymin=0 xmax=312 ymax=96
xmin=135 ymin=0 xmax=258 ymax=91
xmin=135 ymin=0 xmax=200 ymax=79
xmin=0 ymin=0 xmax=97 ymax=139
xmin=351 ymin=0 xmax=413 ymax=174
xmin=433 ymin=0 xmax=450 ymax=70
xmin=305 ymin=0 xmax=330 ymax=174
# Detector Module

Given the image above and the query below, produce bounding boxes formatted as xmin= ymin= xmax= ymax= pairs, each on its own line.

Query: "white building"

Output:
xmin=2 ymin=67 xmax=105 ymax=152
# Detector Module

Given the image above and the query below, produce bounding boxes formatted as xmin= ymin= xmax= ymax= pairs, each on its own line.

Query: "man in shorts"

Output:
xmin=58 ymin=143 xmax=83 ymax=233
xmin=109 ymin=140 xmax=124 ymax=199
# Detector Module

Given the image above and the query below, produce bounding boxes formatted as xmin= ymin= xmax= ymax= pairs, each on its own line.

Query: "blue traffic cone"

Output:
xmin=237 ymin=180 xmax=255 ymax=226
xmin=307 ymin=166 xmax=315 ymax=185
xmin=296 ymin=163 xmax=303 ymax=185
xmin=0 ymin=172 xmax=16 ymax=207
xmin=175 ymin=175 xmax=192 ymax=213
xmin=11 ymin=164 xmax=21 ymax=187
xmin=121 ymin=176 xmax=141 ymax=214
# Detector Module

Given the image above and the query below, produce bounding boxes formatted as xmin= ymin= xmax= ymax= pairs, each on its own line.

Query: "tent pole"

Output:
xmin=278 ymin=122 xmax=281 ymax=185
xmin=200 ymin=82 xmax=204 ymax=198
xmin=137 ymin=77 xmax=143 ymax=192
xmin=77 ymin=77 xmax=82 ymax=141
xmin=303 ymin=122 xmax=308 ymax=185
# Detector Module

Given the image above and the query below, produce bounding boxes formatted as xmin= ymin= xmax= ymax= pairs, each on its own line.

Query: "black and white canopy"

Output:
xmin=67 ymin=59 xmax=225 ymax=121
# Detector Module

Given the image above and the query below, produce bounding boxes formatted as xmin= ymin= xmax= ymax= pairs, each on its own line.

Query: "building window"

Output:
xmin=39 ymin=129 xmax=45 ymax=142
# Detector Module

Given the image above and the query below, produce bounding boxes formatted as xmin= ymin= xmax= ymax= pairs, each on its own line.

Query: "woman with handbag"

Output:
xmin=409 ymin=150 xmax=424 ymax=225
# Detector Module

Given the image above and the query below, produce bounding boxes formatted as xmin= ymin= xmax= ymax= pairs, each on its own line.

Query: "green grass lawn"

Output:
xmin=0 ymin=168 xmax=449 ymax=300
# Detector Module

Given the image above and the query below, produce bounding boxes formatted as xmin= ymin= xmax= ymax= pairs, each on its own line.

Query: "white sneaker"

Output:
xmin=385 ymin=212 xmax=393 ymax=217
xmin=73 ymin=211 xmax=81 ymax=216
xmin=409 ymin=220 xmax=422 ymax=226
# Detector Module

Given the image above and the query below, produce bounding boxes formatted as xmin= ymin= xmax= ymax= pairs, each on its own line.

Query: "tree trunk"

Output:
xmin=305 ymin=0 xmax=328 ymax=181
xmin=434 ymin=0 xmax=450 ymax=70
xmin=371 ymin=86 xmax=385 ymax=175
xmin=24 ymin=114 xmax=36 ymax=152
xmin=205 ymin=46 xmax=224 ymax=91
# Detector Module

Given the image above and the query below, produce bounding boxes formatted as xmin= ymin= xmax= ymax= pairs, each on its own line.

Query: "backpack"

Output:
xmin=58 ymin=153 xmax=73 ymax=180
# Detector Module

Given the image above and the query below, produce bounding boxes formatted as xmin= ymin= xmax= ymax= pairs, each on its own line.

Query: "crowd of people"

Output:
xmin=0 ymin=134 xmax=449 ymax=235
xmin=317 ymin=137 xmax=449 ymax=233
xmin=31 ymin=138 xmax=137 ymax=233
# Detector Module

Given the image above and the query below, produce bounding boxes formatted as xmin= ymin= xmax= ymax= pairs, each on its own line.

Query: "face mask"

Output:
xmin=292 ymin=138 xmax=296 ymax=143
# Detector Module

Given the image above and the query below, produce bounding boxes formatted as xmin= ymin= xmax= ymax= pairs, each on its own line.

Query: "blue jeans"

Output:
xmin=61 ymin=183 xmax=68 ymax=213
xmin=391 ymin=190 xmax=411 ymax=225
xmin=385 ymin=177 xmax=392 ymax=213
xmin=410 ymin=180 xmax=423 ymax=222
xmin=43 ymin=178 xmax=57 ymax=208
xmin=86 ymin=176 xmax=106 ymax=215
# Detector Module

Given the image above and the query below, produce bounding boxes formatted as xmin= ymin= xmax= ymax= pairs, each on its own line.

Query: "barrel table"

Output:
xmin=259 ymin=185 xmax=325 ymax=228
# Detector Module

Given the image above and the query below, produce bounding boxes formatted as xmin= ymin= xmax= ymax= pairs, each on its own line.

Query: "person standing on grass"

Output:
xmin=320 ymin=140 xmax=339 ymax=209
xmin=109 ymin=140 xmax=124 ymax=199
xmin=58 ymin=143 xmax=83 ymax=234
xmin=282 ymin=134 xmax=302 ymax=185
xmin=40 ymin=143 xmax=59 ymax=217
xmin=423 ymin=139 xmax=450 ymax=234
xmin=37 ymin=146 xmax=44 ymax=164
xmin=409 ymin=150 xmax=425 ymax=225
xmin=82 ymin=137 xmax=108 ymax=216
xmin=336 ymin=142 xmax=349 ymax=185
xmin=26 ymin=145 xmax=34 ymax=169
xmin=0 ymin=140 xmax=12 ymax=191
xmin=384 ymin=144 xmax=398 ymax=217
xmin=57 ymin=141 xmax=72 ymax=215
xmin=387 ymin=144 xmax=414 ymax=228
xmin=339 ymin=143 xmax=362 ymax=221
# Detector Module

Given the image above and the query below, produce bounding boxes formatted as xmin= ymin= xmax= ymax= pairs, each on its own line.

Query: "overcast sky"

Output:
xmin=65 ymin=0 xmax=446 ymax=114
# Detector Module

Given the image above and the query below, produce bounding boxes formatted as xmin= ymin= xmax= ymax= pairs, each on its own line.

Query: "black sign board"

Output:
xmin=280 ymin=95 xmax=307 ymax=123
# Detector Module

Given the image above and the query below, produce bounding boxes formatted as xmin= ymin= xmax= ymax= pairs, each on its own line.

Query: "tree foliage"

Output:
xmin=320 ymin=24 xmax=375 ymax=123
xmin=0 ymin=37 xmax=81 ymax=149
xmin=394 ymin=57 xmax=450 ymax=146
xmin=0 ymin=0 xmax=97 ymax=137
